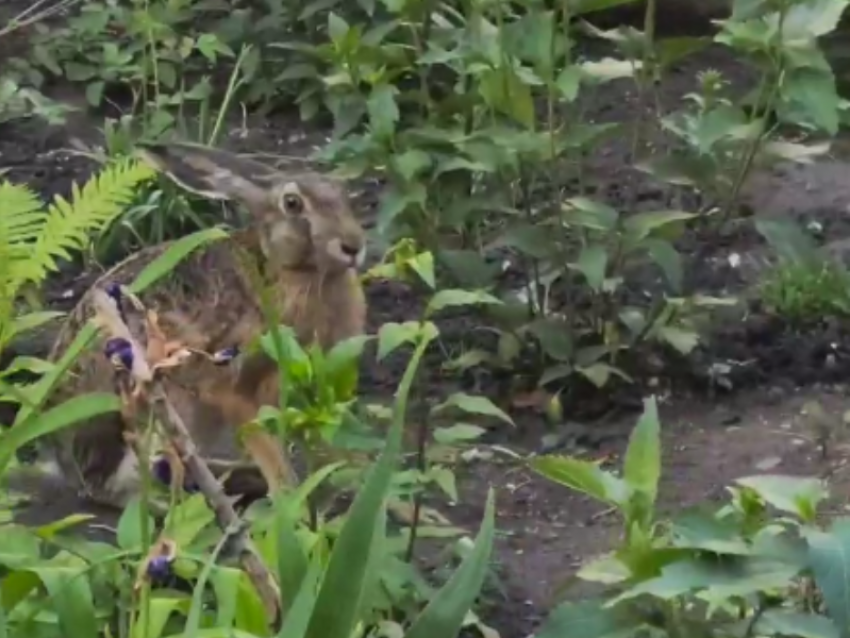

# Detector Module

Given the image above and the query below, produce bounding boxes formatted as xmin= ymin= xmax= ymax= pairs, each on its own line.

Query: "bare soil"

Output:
xmin=7 ymin=22 xmax=850 ymax=638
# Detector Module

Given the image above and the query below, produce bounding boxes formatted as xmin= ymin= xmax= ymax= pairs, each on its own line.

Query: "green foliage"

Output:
xmin=761 ymin=260 xmax=850 ymax=323
xmin=533 ymin=396 xmax=850 ymax=638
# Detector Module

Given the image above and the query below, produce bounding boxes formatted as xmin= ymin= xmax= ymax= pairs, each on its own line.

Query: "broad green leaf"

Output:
xmin=611 ymin=555 xmax=801 ymax=604
xmin=668 ymin=511 xmax=752 ymax=555
xmin=406 ymin=251 xmax=435 ymax=290
xmin=644 ymin=239 xmax=683 ymax=292
xmin=623 ymin=210 xmax=695 ymax=243
xmin=779 ymin=67 xmax=840 ymax=135
xmin=405 ymin=489 xmax=496 ymax=638
xmin=325 ymin=335 xmax=372 ymax=375
xmin=755 ymin=216 xmax=822 ymax=267
xmin=623 ymin=396 xmax=661 ymax=503
xmin=433 ymin=424 xmax=486 ymax=444
xmin=576 ymin=244 xmax=608 ymax=291
xmin=531 ymin=455 xmax=629 ymax=506
xmin=736 ymin=475 xmax=827 ymax=521
xmin=425 ymin=289 xmax=502 ymax=317
xmin=807 ymin=522 xmax=850 ymax=633
xmin=0 ymin=393 xmax=121 ymax=471
xmin=116 ymin=496 xmax=156 ymax=550
xmin=779 ymin=0 xmax=850 ymax=39
xmin=562 ymin=197 xmax=619 ymax=231
xmin=432 ymin=392 xmax=514 ymax=426
xmin=144 ymin=596 xmax=189 ymax=638
xmin=535 ymin=598 xmax=644 ymax=638
xmin=31 ymin=554 xmax=99 ymax=638
xmin=754 ymin=609 xmax=840 ymax=638
xmin=376 ymin=321 xmax=420 ymax=361
xmin=525 ymin=317 xmax=574 ymax=362
xmin=128 ymin=226 xmax=229 ymax=293
xmin=367 ymin=84 xmax=399 ymax=138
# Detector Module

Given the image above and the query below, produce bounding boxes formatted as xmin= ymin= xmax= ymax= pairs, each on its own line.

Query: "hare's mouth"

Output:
xmin=326 ymin=238 xmax=366 ymax=270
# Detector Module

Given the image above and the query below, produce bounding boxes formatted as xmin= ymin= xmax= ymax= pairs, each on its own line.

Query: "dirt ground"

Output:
xmin=7 ymin=24 xmax=850 ymax=637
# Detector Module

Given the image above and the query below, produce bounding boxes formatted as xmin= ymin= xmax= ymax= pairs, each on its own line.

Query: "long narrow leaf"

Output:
xmin=0 ymin=392 xmax=121 ymax=470
xmin=404 ymin=488 xmax=497 ymax=638
xmin=277 ymin=557 xmax=323 ymax=638
xmin=304 ymin=331 xmax=431 ymax=638
xmin=129 ymin=227 xmax=228 ymax=294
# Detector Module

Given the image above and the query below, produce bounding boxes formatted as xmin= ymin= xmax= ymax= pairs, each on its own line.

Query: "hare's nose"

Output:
xmin=340 ymin=241 xmax=361 ymax=257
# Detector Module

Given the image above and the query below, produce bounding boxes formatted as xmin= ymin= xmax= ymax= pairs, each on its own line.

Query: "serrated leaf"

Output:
xmin=531 ymin=455 xmax=629 ymax=506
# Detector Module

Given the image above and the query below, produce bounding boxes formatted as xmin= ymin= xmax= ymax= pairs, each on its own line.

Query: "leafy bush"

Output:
xmin=533 ymin=396 xmax=850 ymax=638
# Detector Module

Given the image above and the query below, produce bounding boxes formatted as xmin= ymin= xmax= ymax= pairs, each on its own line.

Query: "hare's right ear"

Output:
xmin=136 ymin=142 xmax=279 ymax=209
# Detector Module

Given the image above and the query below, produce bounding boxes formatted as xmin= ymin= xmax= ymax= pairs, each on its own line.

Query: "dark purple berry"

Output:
xmin=105 ymin=281 xmax=122 ymax=301
xmin=104 ymin=337 xmax=131 ymax=359
xmin=151 ymin=457 xmax=172 ymax=486
xmin=147 ymin=555 xmax=172 ymax=581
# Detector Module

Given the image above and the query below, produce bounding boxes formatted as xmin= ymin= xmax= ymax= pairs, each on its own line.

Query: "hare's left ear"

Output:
xmin=135 ymin=142 xmax=279 ymax=209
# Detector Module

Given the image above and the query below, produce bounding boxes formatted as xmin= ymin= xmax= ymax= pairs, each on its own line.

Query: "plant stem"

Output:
xmin=404 ymin=399 xmax=429 ymax=564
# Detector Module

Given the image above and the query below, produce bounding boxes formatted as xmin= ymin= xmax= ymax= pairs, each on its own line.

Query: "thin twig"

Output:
xmin=90 ymin=288 xmax=281 ymax=624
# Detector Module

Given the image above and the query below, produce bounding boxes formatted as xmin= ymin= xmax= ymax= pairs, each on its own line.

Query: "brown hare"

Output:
xmin=34 ymin=141 xmax=368 ymax=510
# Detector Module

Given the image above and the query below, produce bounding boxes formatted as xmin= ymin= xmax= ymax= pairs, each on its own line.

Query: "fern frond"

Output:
xmin=0 ymin=181 xmax=46 ymax=244
xmin=16 ymin=157 xmax=156 ymax=288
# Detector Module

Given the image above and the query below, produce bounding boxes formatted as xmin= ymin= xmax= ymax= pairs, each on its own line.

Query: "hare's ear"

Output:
xmin=135 ymin=142 xmax=278 ymax=208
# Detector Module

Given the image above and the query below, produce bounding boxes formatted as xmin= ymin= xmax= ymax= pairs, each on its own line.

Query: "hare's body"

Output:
xmin=37 ymin=142 xmax=367 ymax=508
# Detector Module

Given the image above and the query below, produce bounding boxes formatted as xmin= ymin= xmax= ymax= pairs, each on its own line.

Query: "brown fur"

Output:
xmin=37 ymin=142 xmax=367 ymax=508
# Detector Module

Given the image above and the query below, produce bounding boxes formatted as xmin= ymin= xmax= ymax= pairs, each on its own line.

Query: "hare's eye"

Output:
xmin=281 ymin=193 xmax=304 ymax=215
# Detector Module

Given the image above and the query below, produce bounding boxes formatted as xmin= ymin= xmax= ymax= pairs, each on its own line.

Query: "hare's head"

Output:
xmin=137 ymin=142 xmax=366 ymax=274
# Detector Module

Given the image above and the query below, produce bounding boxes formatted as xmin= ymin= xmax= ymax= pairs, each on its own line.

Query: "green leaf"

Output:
xmin=755 ymin=216 xmax=822 ymax=267
xmin=611 ymin=555 xmax=801 ymax=604
xmin=406 ymin=251 xmax=435 ymax=290
xmin=562 ymin=197 xmax=619 ymax=231
xmin=530 ymin=455 xmax=629 ymax=506
xmin=304 ymin=303 xmax=421 ymax=638
xmin=30 ymin=554 xmax=99 ymax=638
xmin=779 ymin=67 xmax=840 ymax=135
xmin=367 ymin=84 xmax=399 ymax=138
xmin=806 ymin=520 xmax=850 ymax=636
xmin=555 ymin=66 xmax=582 ymax=101
xmin=655 ymin=325 xmax=700 ymax=355
xmin=327 ymin=11 xmax=349 ymax=42
xmin=116 ymin=496 xmax=156 ymax=550
xmin=623 ymin=210 xmax=695 ymax=243
xmin=623 ymin=396 xmax=661 ymax=503
xmin=433 ymin=424 xmax=486 ymax=445
xmin=576 ymin=244 xmax=608 ymax=291
xmin=644 ymin=239 xmax=683 ymax=292
xmin=404 ymin=489 xmax=496 ymax=638
xmin=425 ymin=289 xmax=502 ymax=317
xmin=754 ymin=610 xmax=840 ymax=638
xmin=525 ymin=317 xmax=574 ymax=362
xmin=535 ymin=598 xmax=644 ymax=638
xmin=129 ymin=227 xmax=229 ymax=293
xmin=376 ymin=321 xmax=420 ymax=360
xmin=275 ymin=499 xmax=310 ymax=614
xmin=736 ymin=475 xmax=827 ymax=521
xmin=277 ymin=557 xmax=323 ymax=638
xmin=145 ymin=597 xmax=188 ymax=638
xmin=0 ymin=393 xmax=121 ymax=471
xmin=432 ymin=392 xmax=514 ymax=426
